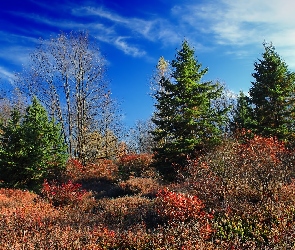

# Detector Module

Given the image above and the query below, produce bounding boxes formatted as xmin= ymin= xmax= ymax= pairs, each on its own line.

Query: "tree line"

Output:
xmin=151 ymin=40 xmax=295 ymax=180
xmin=1 ymin=31 xmax=295 ymax=189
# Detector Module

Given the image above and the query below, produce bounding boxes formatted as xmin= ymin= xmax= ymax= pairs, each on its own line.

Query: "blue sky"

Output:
xmin=1 ymin=0 xmax=295 ymax=127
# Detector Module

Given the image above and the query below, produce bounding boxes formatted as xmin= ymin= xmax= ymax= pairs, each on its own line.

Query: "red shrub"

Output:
xmin=155 ymin=188 xmax=214 ymax=240
xmin=156 ymin=188 xmax=205 ymax=222
xmin=87 ymin=225 xmax=118 ymax=249
xmin=238 ymin=135 xmax=285 ymax=164
xmin=41 ymin=179 xmax=90 ymax=207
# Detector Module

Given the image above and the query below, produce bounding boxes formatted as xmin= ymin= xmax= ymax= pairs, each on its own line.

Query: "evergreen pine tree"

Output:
xmin=152 ymin=40 xmax=227 ymax=180
xmin=249 ymin=42 xmax=295 ymax=142
xmin=0 ymin=97 xmax=68 ymax=191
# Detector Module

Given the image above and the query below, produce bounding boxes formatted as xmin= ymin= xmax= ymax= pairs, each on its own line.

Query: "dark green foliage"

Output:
xmin=0 ymin=97 xmax=68 ymax=191
xmin=249 ymin=42 xmax=295 ymax=142
xmin=152 ymin=40 xmax=228 ymax=180
xmin=232 ymin=91 xmax=255 ymax=133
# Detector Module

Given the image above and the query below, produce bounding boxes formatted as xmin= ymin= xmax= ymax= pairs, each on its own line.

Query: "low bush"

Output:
xmin=41 ymin=179 xmax=94 ymax=209
xmin=118 ymin=177 xmax=161 ymax=196
xmin=97 ymin=195 xmax=154 ymax=230
xmin=66 ymin=158 xmax=118 ymax=181
xmin=117 ymin=153 xmax=155 ymax=180
xmin=185 ymin=135 xmax=295 ymax=248
xmin=155 ymin=188 xmax=214 ymax=240
xmin=2 ymin=134 xmax=295 ymax=249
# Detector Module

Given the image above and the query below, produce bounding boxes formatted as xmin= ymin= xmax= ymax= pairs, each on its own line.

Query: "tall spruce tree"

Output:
xmin=152 ymin=40 xmax=227 ymax=180
xmin=249 ymin=42 xmax=295 ymax=142
xmin=0 ymin=97 xmax=68 ymax=191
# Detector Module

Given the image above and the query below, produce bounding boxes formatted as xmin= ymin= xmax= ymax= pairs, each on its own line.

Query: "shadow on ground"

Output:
xmin=79 ymin=177 xmax=126 ymax=199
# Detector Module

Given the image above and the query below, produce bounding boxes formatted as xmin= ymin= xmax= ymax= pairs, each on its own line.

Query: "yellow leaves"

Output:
xmin=157 ymin=56 xmax=169 ymax=77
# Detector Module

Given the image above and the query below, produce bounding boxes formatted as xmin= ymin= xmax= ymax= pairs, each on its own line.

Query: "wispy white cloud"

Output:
xmin=74 ymin=7 xmax=154 ymax=37
xmin=73 ymin=6 xmax=182 ymax=50
xmin=114 ymin=37 xmax=146 ymax=57
xmin=172 ymin=0 xmax=295 ymax=68
xmin=0 ymin=32 xmax=36 ymax=66
xmin=0 ymin=31 xmax=32 ymax=43
xmin=175 ymin=0 xmax=295 ymax=44
xmin=14 ymin=12 xmax=87 ymax=31
xmin=0 ymin=66 xmax=16 ymax=84
xmin=12 ymin=7 xmax=147 ymax=58
xmin=75 ymin=7 xmax=128 ymax=24
xmin=5 ymin=2 xmax=183 ymax=59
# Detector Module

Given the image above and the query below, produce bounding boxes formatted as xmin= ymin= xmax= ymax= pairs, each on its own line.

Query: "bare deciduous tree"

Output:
xmin=127 ymin=118 xmax=156 ymax=154
xmin=16 ymin=31 xmax=112 ymax=163
xmin=94 ymin=91 xmax=124 ymax=160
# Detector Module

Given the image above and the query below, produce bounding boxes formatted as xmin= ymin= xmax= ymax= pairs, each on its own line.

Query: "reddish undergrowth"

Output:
xmin=1 ymin=138 xmax=295 ymax=249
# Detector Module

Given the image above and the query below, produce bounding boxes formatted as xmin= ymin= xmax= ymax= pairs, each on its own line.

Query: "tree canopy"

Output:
xmin=0 ymin=97 xmax=68 ymax=191
xmin=152 ymin=40 xmax=228 ymax=180
xmin=242 ymin=42 xmax=295 ymax=142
